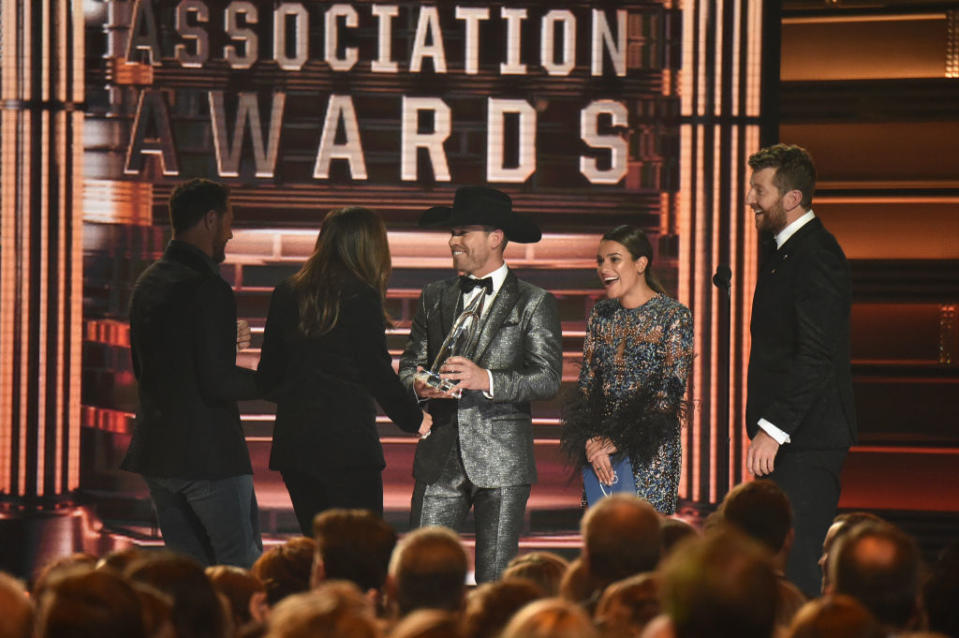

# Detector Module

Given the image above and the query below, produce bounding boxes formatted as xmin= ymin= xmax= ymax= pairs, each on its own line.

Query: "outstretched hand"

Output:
xmin=413 ymin=367 xmax=450 ymax=400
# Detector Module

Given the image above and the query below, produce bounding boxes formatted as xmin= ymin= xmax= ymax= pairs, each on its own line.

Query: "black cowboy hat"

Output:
xmin=419 ymin=186 xmax=542 ymax=243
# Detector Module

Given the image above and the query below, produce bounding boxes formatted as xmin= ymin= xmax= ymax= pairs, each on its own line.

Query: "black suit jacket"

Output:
xmin=746 ymin=217 xmax=857 ymax=450
xmin=257 ymin=278 xmax=422 ymax=477
xmin=122 ymin=241 xmax=258 ymax=479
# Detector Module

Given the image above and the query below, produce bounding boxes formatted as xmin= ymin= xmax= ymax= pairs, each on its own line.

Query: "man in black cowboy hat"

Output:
xmin=399 ymin=185 xmax=563 ymax=583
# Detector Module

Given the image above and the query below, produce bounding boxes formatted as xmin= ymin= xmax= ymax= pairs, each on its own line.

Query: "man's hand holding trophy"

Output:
xmin=413 ymin=282 xmax=491 ymax=405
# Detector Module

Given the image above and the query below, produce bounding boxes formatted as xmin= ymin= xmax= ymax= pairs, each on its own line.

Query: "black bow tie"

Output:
xmin=460 ymin=276 xmax=494 ymax=295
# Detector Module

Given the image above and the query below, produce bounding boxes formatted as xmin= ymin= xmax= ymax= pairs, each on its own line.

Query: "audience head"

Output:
xmin=462 ymin=579 xmax=545 ymax=638
xmin=581 ymin=494 xmax=662 ymax=588
xmin=659 ymin=529 xmax=778 ymax=638
xmin=500 ymin=597 xmax=598 ymax=638
xmin=786 ymin=594 xmax=883 ymax=638
xmin=390 ymin=609 xmax=463 ymax=638
xmin=659 ymin=518 xmax=698 ymax=559
xmin=96 ymin=547 xmax=147 ymax=574
xmin=312 ymin=509 xmax=397 ymax=593
xmin=263 ymin=583 xmax=378 ymax=638
xmin=557 ymin=557 xmax=592 ymax=612
xmin=819 ymin=512 xmax=884 ymax=593
xmin=594 ymin=573 xmax=660 ymax=638
xmin=830 ymin=521 xmax=922 ymax=632
xmin=36 ymin=568 xmax=145 ymax=638
xmin=923 ymin=539 xmax=959 ymax=638
xmin=31 ymin=552 xmax=97 ymax=599
xmin=251 ymin=537 xmax=316 ymax=608
xmin=388 ymin=526 xmax=468 ymax=617
xmin=502 ymin=552 xmax=568 ymax=597
xmin=206 ymin=565 xmax=267 ymax=628
xmin=718 ymin=479 xmax=793 ymax=558
xmin=0 ymin=572 xmax=33 ymax=638
xmin=126 ymin=552 xmax=227 ymax=638
xmin=132 ymin=582 xmax=176 ymax=638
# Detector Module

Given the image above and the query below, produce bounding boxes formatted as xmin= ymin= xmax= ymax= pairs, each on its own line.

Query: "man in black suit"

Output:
xmin=745 ymin=144 xmax=856 ymax=597
xmin=121 ymin=179 xmax=262 ymax=567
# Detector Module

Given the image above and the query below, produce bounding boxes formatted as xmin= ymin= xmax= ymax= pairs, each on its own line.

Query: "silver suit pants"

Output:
xmin=410 ymin=439 xmax=530 ymax=583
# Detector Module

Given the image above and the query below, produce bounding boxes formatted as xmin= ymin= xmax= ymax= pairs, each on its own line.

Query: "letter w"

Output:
xmin=209 ymin=91 xmax=286 ymax=178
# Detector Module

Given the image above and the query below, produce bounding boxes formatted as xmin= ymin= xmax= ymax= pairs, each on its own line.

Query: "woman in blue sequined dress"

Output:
xmin=561 ymin=225 xmax=694 ymax=514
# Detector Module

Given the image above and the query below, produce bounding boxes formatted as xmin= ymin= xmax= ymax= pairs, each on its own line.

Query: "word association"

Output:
xmin=127 ymin=1 xmax=636 ymax=77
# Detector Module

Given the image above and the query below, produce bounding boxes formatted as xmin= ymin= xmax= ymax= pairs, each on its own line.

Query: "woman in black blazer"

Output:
xmin=258 ymin=207 xmax=431 ymax=534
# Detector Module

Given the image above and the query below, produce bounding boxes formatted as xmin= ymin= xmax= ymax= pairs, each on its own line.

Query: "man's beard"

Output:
xmin=756 ymin=200 xmax=788 ymax=235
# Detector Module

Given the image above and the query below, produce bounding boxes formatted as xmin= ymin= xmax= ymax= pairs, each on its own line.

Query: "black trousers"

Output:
xmin=769 ymin=447 xmax=847 ymax=597
xmin=281 ymin=467 xmax=384 ymax=536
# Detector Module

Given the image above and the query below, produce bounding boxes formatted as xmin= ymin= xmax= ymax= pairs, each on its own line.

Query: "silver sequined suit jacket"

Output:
xmin=399 ymin=270 xmax=563 ymax=488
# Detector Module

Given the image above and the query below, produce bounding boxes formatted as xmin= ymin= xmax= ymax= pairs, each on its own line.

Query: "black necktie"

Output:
xmin=460 ymin=276 xmax=493 ymax=295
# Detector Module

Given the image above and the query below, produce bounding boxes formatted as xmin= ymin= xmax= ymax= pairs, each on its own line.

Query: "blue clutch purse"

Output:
xmin=583 ymin=454 xmax=635 ymax=505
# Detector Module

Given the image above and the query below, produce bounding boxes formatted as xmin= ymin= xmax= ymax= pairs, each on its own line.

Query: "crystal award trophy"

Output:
xmin=414 ymin=292 xmax=486 ymax=393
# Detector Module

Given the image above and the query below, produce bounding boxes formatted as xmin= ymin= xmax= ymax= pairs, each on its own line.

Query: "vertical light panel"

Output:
xmin=677 ymin=0 xmax=766 ymax=505
xmin=0 ymin=0 xmax=18 ymax=494
xmin=0 ymin=0 xmax=84 ymax=500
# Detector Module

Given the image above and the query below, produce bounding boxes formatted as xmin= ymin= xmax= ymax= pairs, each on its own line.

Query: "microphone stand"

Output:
xmin=712 ymin=265 xmax=732 ymax=498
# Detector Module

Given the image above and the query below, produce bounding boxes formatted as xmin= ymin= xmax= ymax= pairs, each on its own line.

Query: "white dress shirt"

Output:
xmin=461 ymin=262 xmax=509 ymax=398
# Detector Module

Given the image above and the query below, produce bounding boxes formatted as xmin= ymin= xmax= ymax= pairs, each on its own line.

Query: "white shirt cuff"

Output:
xmin=483 ymin=370 xmax=494 ymax=399
xmin=758 ymin=418 xmax=791 ymax=445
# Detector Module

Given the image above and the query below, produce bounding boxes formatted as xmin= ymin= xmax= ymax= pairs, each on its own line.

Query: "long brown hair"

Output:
xmin=291 ymin=207 xmax=392 ymax=336
xmin=601 ymin=225 xmax=668 ymax=296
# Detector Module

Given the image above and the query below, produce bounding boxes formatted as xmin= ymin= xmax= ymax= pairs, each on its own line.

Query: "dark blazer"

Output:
xmin=257 ymin=278 xmax=422 ymax=477
xmin=122 ymin=241 xmax=258 ymax=479
xmin=399 ymin=270 xmax=563 ymax=487
xmin=746 ymin=217 xmax=857 ymax=450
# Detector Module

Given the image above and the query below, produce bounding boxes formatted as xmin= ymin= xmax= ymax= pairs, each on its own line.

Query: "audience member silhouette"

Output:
xmin=0 ymin=572 xmax=32 ymax=638
xmin=501 ymin=552 xmax=568 ymax=597
xmin=462 ymin=579 xmax=544 ymax=638
xmin=923 ymin=539 xmax=959 ymax=638
xmin=579 ymin=494 xmax=661 ymax=611
xmin=312 ymin=508 xmax=397 ymax=613
xmin=830 ymin=522 xmax=923 ymax=633
xmin=262 ymin=583 xmax=378 ymax=638
xmin=716 ymin=479 xmax=807 ymax=629
xmin=387 ymin=526 xmax=469 ymax=618
xmin=35 ymin=569 xmax=146 ymax=638
xmin=785 ymin=594 xmax=883 ymax=638
xmin=206 ymin=565 xmax=268 ymax=630
xmin=126 ymin=552 xmax=228 ymax=638
xmin=818 ymin=511 xmax=883 ymax=593
xmin=251 ymin=537 xmax=316 ymax=609
xmin=500 ymin=597 xmax=598 ymax=638
xmin=594 ymin=573 xmax=660 ymax=638
xmin=659 ymin=529 xmax=778 ymax=638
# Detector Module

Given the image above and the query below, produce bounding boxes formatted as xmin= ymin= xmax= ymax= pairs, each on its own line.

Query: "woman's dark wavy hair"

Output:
xmin=602 ymin=225 xmax=668 ymax=296
xmin=291 ymin=207 xmax=392 ymax=336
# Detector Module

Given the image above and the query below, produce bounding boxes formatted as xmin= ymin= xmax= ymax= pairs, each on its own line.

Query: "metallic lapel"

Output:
xmin=471 ymin=271 xmax=519 ymax=363
xmin=440 ymin=277 xmax=461 ymax=336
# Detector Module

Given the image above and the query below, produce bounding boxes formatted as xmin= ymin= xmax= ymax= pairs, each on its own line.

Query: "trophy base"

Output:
xmin=414 ymin=369 xmax=459 ymax=394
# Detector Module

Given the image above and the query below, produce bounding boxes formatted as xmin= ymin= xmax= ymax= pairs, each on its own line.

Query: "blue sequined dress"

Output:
xmin=562 ymin=294 xmax=694 ymax=514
